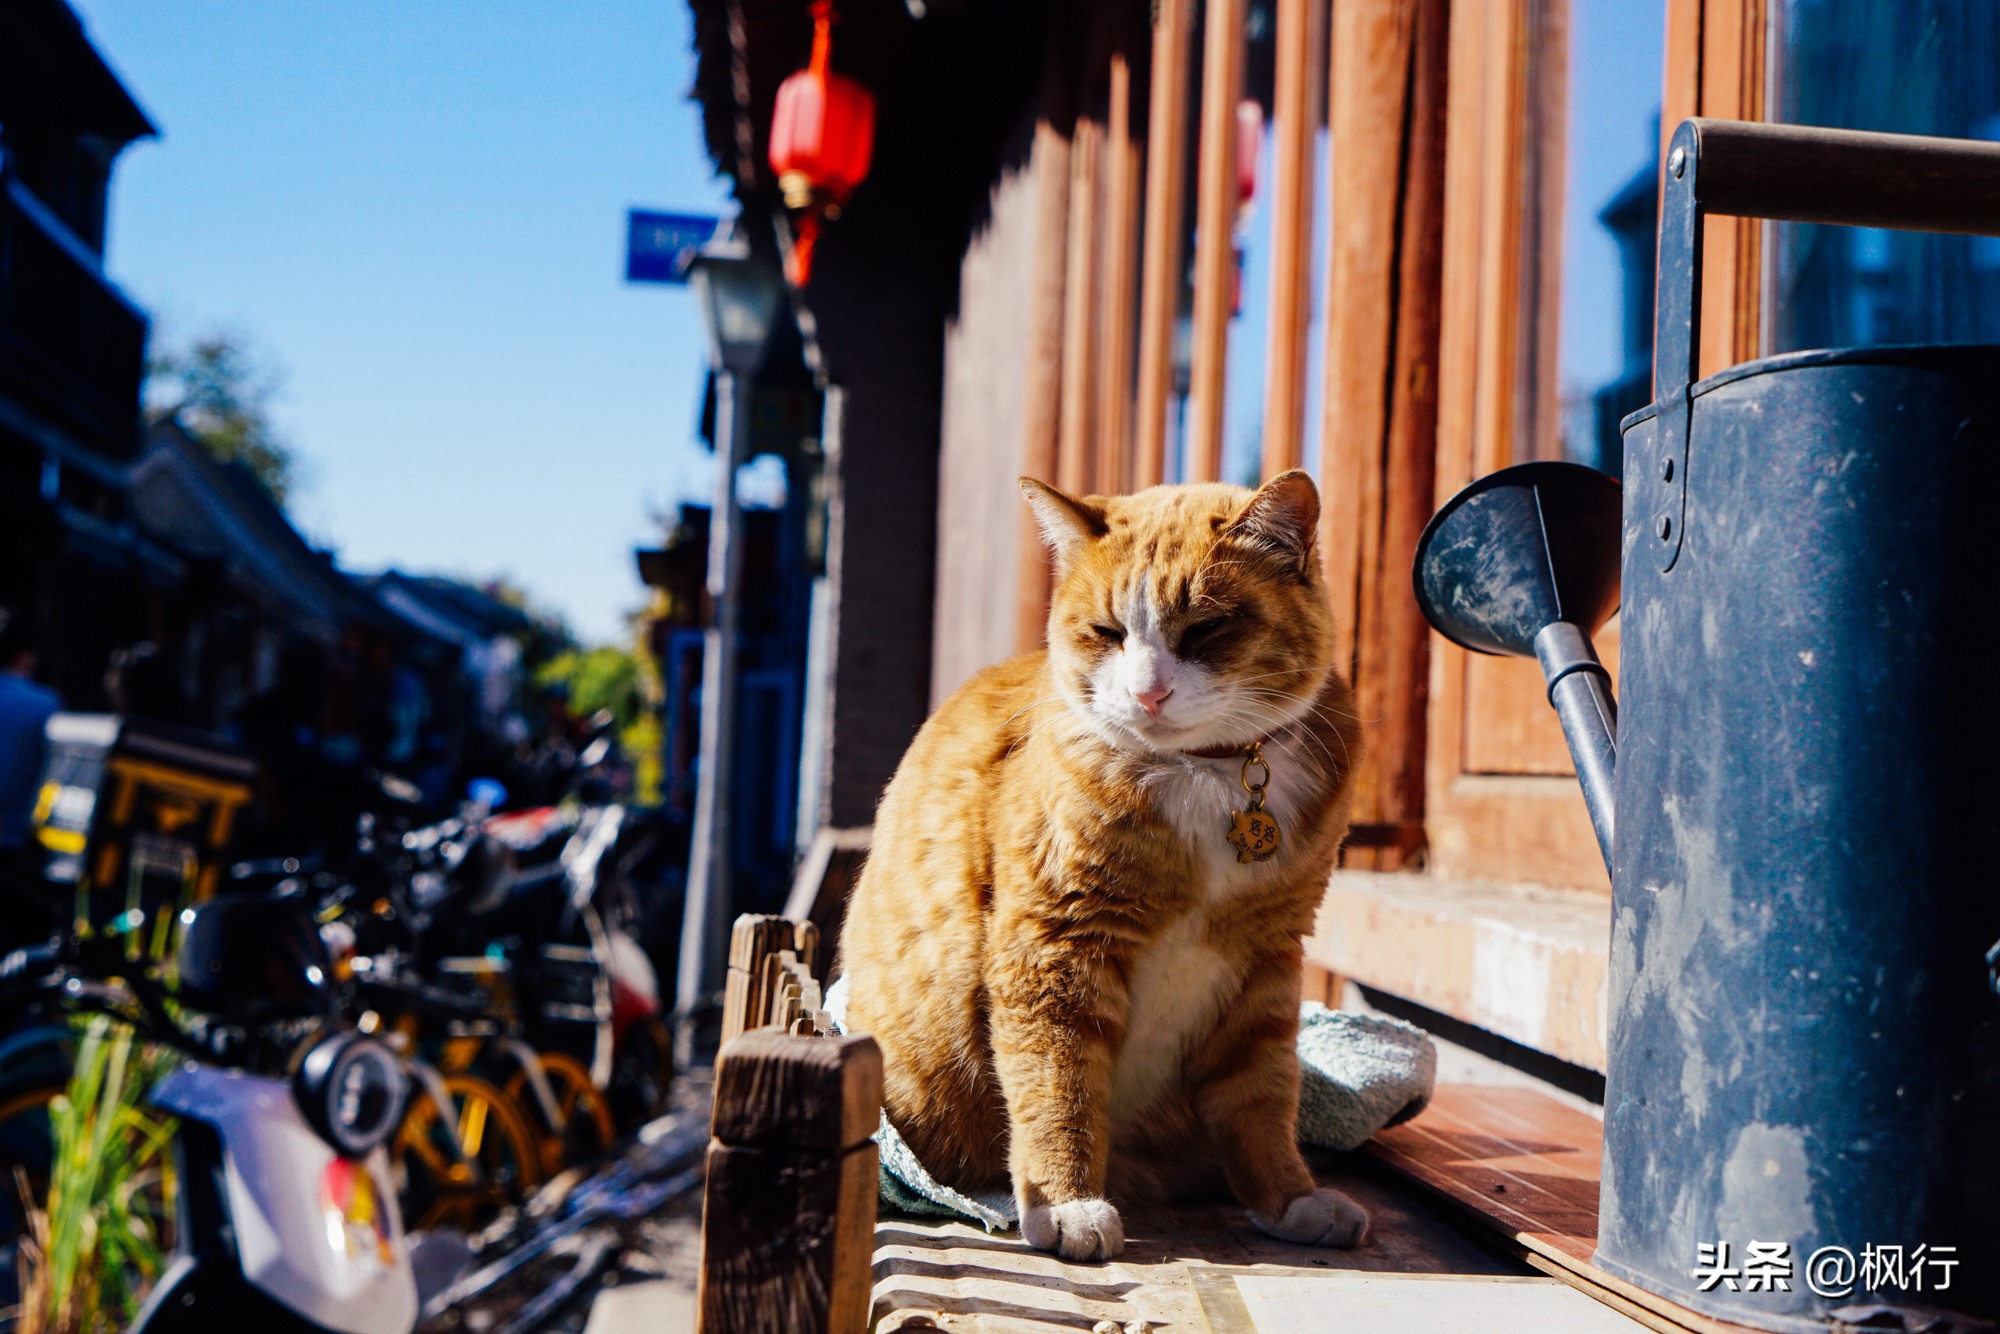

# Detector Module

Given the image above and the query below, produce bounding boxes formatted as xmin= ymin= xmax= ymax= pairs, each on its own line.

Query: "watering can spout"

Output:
xmin=1412 ymin=462 xmax=1623 ymax=873
xmin=1530 ymin=621 xmax=1618 ymax=868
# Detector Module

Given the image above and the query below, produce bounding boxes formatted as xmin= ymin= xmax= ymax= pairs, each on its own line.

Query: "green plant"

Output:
xmin=15 ymin=1016 xmax=176 ymax=1334
xmin=536 ymin=631 xmax=667 ymax=806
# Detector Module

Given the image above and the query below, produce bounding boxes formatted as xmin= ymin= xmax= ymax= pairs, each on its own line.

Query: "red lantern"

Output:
xmin=768 ymin=1 xmax=876 ymax=286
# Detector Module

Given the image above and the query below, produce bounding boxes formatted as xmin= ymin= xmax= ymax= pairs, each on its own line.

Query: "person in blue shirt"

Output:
xmin=0 ymin=612 xmax=59 ymax=856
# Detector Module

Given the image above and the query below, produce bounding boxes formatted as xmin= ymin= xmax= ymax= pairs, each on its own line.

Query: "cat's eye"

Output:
xmin=1090 ymin=624 xmax=1125 ymax=644
xmin=1180 ymin=617 xmax=1228 ymax=645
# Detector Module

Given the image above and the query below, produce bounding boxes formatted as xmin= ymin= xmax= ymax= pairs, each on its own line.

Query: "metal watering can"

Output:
xmin=1415 ymin=119 xmax=2000 ymax=1332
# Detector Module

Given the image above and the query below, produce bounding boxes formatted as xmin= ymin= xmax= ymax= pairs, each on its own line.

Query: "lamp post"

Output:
xmin=677 ymin=222 xmax=784 ymax=1062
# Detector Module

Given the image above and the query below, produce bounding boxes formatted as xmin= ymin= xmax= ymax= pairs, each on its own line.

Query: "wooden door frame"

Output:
xmin=1423 ymin=0 xmax=1598 ymax=891
xmin=1665 ymin=0 xmax=1767 ymax=380
xmin=1419 ymin=0 xmax=1765 ymax=892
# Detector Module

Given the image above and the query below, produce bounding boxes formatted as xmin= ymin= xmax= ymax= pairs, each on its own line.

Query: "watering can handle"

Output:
xmin=1647 ymin=118 xmax=2000 ymax=571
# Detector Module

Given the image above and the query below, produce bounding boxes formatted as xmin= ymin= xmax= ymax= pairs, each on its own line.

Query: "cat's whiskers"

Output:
xmin=1238 ymin=686 xmax=1368 ymax=733
xmin=1229 ymin=689 xmax=1350 ymax=777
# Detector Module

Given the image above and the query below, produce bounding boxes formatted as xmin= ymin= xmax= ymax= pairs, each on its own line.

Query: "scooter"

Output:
xmin=1 ymin=895 xmax=419 ymax=1334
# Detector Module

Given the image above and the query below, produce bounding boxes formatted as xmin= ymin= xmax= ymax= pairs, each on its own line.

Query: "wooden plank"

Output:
xmin=1661 ymin=0 xmax=1705 ymax=179
xmin=1320 ymin=0 xmax=1416 ymax=679
xmin=1013 ymin=30 xmax=1076 ymax=654
xmin=871 ymin=1154 xmax=1523 ymax=1332
xmin=1134 ymin=0 xmax=1194 ymax=488
xmin=784 ymin=826 xmax=869 ymax=965
xmin=700 ymin=1031 xmax=883 ymax=1334
xmin=1695 ymin=0 xmax=1766 ymax=380
xmin=1519 ymin=1251 xmax=1711 ymax=1334
xmin=712 ymin=1026 xmax=877 ymax=1144
xmin=1661 ymin=0 xmax=1768 ymax=383
xmin=1258 ymin=0 xmax=1318 ymax=480
xmin=1299 ymin=962 xmax=1341 ymax=1007
xmin=1096 ymin=44 xmax=1144 ymax=496
xmin=1356 ymin=0 xmax=1447 ymax=866
xmin=723 ymin=914 xmax=797 ymax=1049
xmin=699 ymin=1140 xmax=880 ymax=1334
xmin=1364 ymin=1086 xmax=1774 ymax=1334
xmin=1185 ymin=0 xmax=1246 ymax=481
xmin=1316 ymin=0 xmax=1445 ymax=868
xmin=1058 ymin=113 xmax=1104 ymax=497
xmin=1513 ymin=0 xmax=1568 ymax=466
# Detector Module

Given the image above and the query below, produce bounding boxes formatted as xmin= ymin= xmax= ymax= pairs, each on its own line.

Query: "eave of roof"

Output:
xmin=0 ymin=0 xmax=157 ymax=147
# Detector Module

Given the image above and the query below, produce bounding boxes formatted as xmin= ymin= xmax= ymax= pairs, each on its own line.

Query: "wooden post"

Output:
xmin=1134 ymin=0 xmax=1194 ymax=488
xmin=724 ymin=914 xmax=822 ymax=1048
xmin=1057 ymin=113 xmax=1104 ymax=498
xmin=698 ymin=1031 xmax=883 ymax=1334
xmin=1318 ymin=0 xmax=1449 ymax=870
xmin=1095 ymin=46 xmax=1144 ymax=496
xmin=1260 ymin=0 xmax=1322 ymax=480
xmin=1186 ymin=0 xmax=1247 ymax=482
xmin=1012 ymin=109 xmax=1074 ymax=653
xmin=723 ymin=915 xmax=794 ymax=1049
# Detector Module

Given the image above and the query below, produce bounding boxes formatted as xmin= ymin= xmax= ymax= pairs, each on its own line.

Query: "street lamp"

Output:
xmin=677 ymin=221 xmax=785 ymax=1062
xmin=689 ymin=224 xmax=786 ymax=376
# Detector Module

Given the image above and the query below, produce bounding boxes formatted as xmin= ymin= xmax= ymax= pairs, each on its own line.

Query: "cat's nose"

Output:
xmin=1133 ymin=685 xmax=1174 ymax=717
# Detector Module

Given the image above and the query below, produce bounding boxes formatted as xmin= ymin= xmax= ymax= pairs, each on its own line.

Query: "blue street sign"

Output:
xmin=626 ymin=210 xmax=726 ymax=285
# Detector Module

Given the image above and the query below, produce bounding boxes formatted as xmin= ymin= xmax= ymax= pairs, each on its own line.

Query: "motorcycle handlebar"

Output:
xmin=351 ymin=970 xmax=492 ymax=1023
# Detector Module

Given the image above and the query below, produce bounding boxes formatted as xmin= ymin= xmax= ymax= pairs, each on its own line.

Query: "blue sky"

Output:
xmin=74 ymin=1 xmax=730 ymax=644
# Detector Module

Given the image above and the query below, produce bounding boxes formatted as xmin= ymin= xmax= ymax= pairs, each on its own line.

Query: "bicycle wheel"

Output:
xmin=504 ymin=1051 xmax=616 ymax=1176
xmin=392 ymin=1072 xmax=542 ymax=1232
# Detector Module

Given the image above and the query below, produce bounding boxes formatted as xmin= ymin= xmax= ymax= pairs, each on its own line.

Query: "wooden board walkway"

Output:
xmin=869 ymin=1148 xmax=1646 ymax=1331
xmin=1365 ymin=1085 xmax=1768 ymax=1334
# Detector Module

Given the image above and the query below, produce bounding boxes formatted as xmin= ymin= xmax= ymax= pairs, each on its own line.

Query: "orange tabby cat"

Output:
xmin=838 ymin=470 xmax=1366 ymax=1261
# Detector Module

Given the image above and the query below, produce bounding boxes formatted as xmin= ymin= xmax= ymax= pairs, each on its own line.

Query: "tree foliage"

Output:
xmin=536 ymin=645 xmax=643 ymax=730
xmin=146 ymin=331 xmax=296 ymax=505
xmin=535 ymin=631 xmax=665 ymax=806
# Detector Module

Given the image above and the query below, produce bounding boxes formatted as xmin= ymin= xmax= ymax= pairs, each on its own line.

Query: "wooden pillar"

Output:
xmin=1134 ymin=0 xmax=1194 ymax=488
xmin=1011 ymin=105 xmax=1074 ymax=653
xmin=1096 ymin=47 xmax=1145 ymax=496
xmin=1187 ymin=0 xmax=1247 ymax=482
xmin=1058 ymin=115 xmax=1104 ymax=497
xmin=697 ymin=1031 xmax=882 ymax=1334
xmin=1260 ymin=0 xmax=1322 ymax=480
xmin=1359 ymin=0 xmax=1447 ymax=862
xmin=1319 ymin=0 xmax=1449 ymax=867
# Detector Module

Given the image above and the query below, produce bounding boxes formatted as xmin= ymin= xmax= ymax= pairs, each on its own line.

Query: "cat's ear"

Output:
xmin=1222 ymin=470 xmax=1320 ymax=573
xmin=1020 ymin=478 xmax=1108 ymax=566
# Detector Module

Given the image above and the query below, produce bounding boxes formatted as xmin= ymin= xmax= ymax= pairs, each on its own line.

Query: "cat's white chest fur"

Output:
xmin=1140 ymin=732 xmax=1324 ymax=883
xmin=1107 ymin=737 xmax=1323 ymax=1122
xmin=1110 ymin=911 xmax=1236 ymax=1121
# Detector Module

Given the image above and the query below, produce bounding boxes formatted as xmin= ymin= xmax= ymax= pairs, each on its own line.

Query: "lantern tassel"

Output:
xmin=787 ymin=213 xmax=821 ymax=287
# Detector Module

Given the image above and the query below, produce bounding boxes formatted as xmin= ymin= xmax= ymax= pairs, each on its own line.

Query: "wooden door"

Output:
xmin=1420 ymin=0 xmax=1737 ymax=892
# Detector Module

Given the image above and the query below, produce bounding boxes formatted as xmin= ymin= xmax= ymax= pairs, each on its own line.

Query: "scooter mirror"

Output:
xmin=1412 ymin=461 xmax=1622 ymax=658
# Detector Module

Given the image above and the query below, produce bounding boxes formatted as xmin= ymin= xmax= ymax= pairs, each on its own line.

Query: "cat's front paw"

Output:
xmin=1020 ymin=1197 xmax=1125 ymax=1261
xmin=1249 ymin=1187 xmax=1370 ymax=1248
